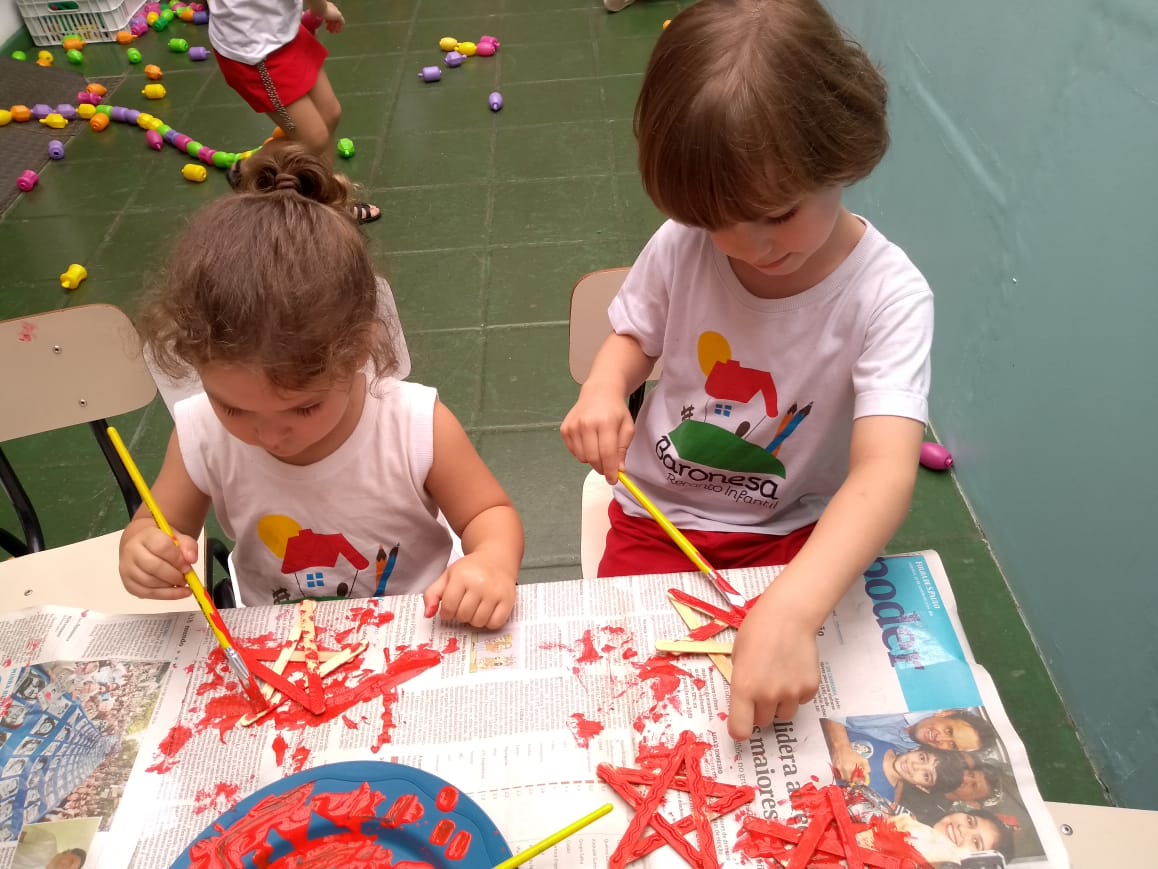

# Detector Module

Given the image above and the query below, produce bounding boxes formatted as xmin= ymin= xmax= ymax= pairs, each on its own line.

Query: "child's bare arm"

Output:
xmin=119 ymin=431 xmax=211 ymax=600
xmin=424 ymin=401 xmax=524 ymax=630
xmin=727 ymin=415 xmax=924 ymax=739
xmin=561 ymin=332 xmax=656 ymax=484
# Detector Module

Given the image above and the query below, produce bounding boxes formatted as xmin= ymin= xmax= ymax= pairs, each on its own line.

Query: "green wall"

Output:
xmin=830 ymin=0 xmax=1158 ymax=808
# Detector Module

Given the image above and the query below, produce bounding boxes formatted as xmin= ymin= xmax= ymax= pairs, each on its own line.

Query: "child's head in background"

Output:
xmin=139 ymin=141 xmax=400 ymax=462
xmin=636 ymin=0 xmax=889 ymax=229
xmin=635 ymin=0 xmax=889 ymax=292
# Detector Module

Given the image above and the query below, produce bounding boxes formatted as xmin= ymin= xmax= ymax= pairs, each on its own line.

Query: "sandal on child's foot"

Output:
xmin=350 ymin=202 xmax=381 ymax=224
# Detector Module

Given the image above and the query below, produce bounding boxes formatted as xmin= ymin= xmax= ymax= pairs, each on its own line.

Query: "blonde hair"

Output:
xmin=636 ymin=0 xmax=889 ymax=230
xmin=139 ymin=141 xmax=398 ymax=390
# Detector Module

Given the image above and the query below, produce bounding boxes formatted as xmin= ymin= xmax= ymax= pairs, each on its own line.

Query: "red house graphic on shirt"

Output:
xmin=703 ymin=359 xmax=779 ymax=437
xmin=281 ymin=529 xmax=369 ymax=596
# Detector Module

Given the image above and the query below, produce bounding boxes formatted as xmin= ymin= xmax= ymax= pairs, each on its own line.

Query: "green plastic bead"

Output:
xmin=126 ymin=47 xmax=142 ymax=63
xmin=156 ymin=123 xmax=172 ymax=136
xmin=152 ymin=15 xmax=171 ymax=31
xmin=336 ymin=137 xmax=355 ymax=159
xmin=168 ymin=37 xmax=188 ymax=52
xmin=186 ymin=140 xmax=204 ymax=156
xmin=212 ymin=151 xmax=235 ymax=168
xmin=66 ymin=49 xmax=84 ymax=64
xmin=11 ymin=50 xmax=27 ymax=61
xmin=95 ymin=104 xmax=112 ymax=115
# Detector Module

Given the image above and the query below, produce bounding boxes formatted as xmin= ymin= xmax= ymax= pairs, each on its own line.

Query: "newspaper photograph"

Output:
xmin=0 ymin=552 xmax=1068 ymax=867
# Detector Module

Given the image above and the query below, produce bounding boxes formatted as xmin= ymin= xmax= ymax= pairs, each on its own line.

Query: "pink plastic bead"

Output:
xmin=919 ymin=442 xmax=954 ymax=471
xmin=145 ymin=130 xmax=163 ymax=150
xmin=16 ymin=170 xmax=38 ymax=192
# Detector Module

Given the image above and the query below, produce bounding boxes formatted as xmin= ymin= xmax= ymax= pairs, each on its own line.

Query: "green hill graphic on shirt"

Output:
xmin=668 ymin=419 xmax=786 ymax=478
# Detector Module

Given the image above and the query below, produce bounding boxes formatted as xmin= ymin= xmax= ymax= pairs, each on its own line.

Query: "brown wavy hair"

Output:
xmin=636 ymin=0 xmax=889 ymax=230
xmin=138 ymin=140 xmax=398 ymax=390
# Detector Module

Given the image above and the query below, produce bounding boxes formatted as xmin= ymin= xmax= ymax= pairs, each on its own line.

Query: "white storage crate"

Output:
xmin=17 ymin=0 xmax=144 ymax=46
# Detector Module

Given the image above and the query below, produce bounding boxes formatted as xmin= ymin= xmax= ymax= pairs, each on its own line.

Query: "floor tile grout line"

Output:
xmin=367 ymin=0 xmax=422 ymax=185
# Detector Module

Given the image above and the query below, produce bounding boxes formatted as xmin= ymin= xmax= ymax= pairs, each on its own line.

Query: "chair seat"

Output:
xmin=0 ymin=532 xmax=203 ymax=615
xmin=580 ymin=469 xmax=614 ymax=578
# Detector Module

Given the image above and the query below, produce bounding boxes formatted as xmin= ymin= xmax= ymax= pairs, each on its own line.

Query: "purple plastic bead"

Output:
xmin=145 ymin=130 xmax=163 ymax=150
xmin=124 ymin=109 xmax=141 ymax=124
xmin=444 ymin=51 xmax=464 ymax=67
xmin=110 ymin=106 xmax=129 ymax=123
xmin=31 ymin=103 xmax=51 ymax=120
xmin=488 ymin=91 xmax=503 ymax=112
xmin=56 ymin=104 xmax=77 ymax=120
xmin=192 ymin=10 xmax=208 ymax=23
xmin=47 ymin=140 xmax=65 ymax=160
xmin=188 ymin=46 xmax=209 ymax=61
xmin=172 ymin=133 xmax=192 ymax=150
xmin=418 ymin=65 xmax=442 ymax=82
xmin=163 ymin=129 xmax=180 ymax=145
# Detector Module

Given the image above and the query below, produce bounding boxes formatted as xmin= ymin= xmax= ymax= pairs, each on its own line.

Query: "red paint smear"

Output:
xmin=193 ymin=782 xmax=241 ymax=816
xmin=313 ymin=781 xmax=386 ymax=834
xmin=568 ymin=712 xmax=605 ymax=749
xmin=384 ymin=793 xmax=424 ymax=828
xmin=634 ymin=656 xmax=697 ymax=703
xmin=446 ymin=829 xmax=473 ymax=861
xmin=435 ymin=786 xmax=459 ymax=813
xmin=289 ymin=745 xmax=311 ymax=774
xmin=341 ymin=714 xmax=358 ymax=730
xmin=333 ymin=604 xmax=395 ymax=646
xmin=430 ymin=818 xmax=455 ymax=846
xmin=576 ymin=629 xmax=600 ymax=664
xmin=146 ymin=724 xmax=193 ymax=774
xmin=272 ymin=734 xmax=288 ymax=766
xmin=442 ymin=636 xmax=460 ymax=655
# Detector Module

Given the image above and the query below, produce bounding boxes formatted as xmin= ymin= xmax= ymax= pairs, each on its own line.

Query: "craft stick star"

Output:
xmin=597 ymin=731 xmax=756 ymax=868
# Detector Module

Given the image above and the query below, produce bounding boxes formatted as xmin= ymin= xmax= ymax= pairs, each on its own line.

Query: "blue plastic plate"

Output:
xmin=171 ymin=760 xmax=511 ymax=868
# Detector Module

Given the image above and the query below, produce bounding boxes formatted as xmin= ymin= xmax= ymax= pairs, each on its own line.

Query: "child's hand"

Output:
xmin=561 ymin=385 xmax=635 ymax=485
xmin=725 ymin=593 xmax=820 ymax=740
xmin=119 ymin=523 xmax=197 ymax=601
xmin=831 ymin=745 xmax=870 ymax=782
xmin=422 ymin=554 xmax=516 ymax=630
xmin=324 ymin=1 xmax=344 ymax=32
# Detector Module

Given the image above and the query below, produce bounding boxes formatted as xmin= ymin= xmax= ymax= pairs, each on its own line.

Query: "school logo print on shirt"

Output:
xmin=654 ymin=332 xmax=812 ymax=509
xmin=256 ymin=514 xmax=399 ymax=603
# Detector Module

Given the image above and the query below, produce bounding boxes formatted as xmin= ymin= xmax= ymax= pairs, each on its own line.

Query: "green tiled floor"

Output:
xmin=0 ymin=0 xmax=1106 ymax=805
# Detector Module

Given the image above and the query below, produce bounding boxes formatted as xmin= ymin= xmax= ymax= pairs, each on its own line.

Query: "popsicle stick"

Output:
xmin=670 ymin=597 xmax=732 ymax=683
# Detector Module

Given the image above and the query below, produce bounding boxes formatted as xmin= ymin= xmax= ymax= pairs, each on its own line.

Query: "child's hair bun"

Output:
xmin=237 ymin=140 xmax=350 ymax=211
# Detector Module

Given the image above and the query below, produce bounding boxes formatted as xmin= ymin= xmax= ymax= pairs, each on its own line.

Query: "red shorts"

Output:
xmin=214 ymin=25 xmax=328 ymax=115
xmin=598 ymin=499 xmax=816 ymax=578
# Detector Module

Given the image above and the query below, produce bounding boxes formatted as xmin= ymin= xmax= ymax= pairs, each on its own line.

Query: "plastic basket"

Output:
xmin=17 ymin=0 xmax=144 ymax=46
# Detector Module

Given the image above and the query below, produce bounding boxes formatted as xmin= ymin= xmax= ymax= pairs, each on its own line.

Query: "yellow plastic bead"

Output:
xmin=457 ymin=41 xmax=477 ymax=56
xmin=39 ymin=113 xmax=68 ymax=129
xmin=136 ymin=112 xmax=155 ymax=128
xmin=182 ymin=164 xmax=208 ymax=182
xmin=76 ymin=104 xmax=96 ymax=119
xmin=142 ymin=83 xmax=167 ymax=99
xmin=438 ymin=36 xmax=458 ymax=51
xmin=0 ymin=109 xmax=11 ymax=126
xmin=146 ymin=11 xmax=159 ymax=23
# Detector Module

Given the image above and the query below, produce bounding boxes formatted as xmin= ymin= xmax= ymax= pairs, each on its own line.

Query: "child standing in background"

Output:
xmin=561 ymin=0 xmax=934 ymax=737
xmin=207 ymin=0 xmax=380 ymax=223
xmin=120 ymin=142 xmax=522 ymax=626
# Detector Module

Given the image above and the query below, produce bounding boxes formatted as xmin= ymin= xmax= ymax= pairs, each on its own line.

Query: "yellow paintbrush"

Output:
xmin=493 ymin=803 xmax=613 ymax=869
xmin=107 ymin=426 xmax=266 ymax=711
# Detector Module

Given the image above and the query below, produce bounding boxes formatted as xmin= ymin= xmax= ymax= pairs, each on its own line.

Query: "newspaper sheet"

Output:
xmin=0 ymin=551 xmax=1067 ymax=868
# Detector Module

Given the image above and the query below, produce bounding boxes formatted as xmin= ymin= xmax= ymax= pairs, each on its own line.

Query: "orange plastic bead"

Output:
xmin=271 ymin=126 xmax=286 ymax=139
xmin=115 ymin=31 xmax=134 ymax=44
xmin=144 ymin=64 xmax=163 ymax=80
xmin=11 ymin=105 xmax=31 ymax=122
xmin=179 ymin=7 xmax=194 ymax=20
xmin=62 ymin=36 xmax=85 ymax=51
xmin=85 ymin=82 xmax=108 ymax=96
xmin=89 ymin=113 xmax=110 ymax=132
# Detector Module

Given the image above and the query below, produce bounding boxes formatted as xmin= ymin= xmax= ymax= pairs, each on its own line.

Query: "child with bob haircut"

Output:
xmin=561 ymin=0 xmax=933 ymax=738
xmin=120 ymin=141 xmax=523 ymax=628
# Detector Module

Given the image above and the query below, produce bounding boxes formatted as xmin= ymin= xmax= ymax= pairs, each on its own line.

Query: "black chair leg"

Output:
xmin=205 ymin=537 xmax=236 ymax=609
xmin=0 ymin=446 xmax=45 ymax=555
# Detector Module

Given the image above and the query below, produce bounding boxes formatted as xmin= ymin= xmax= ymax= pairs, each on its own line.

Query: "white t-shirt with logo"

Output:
xmin=176 ymin=380 xmax=453 ymax=606
xmin=207 ymin=0 xmax=302 ymax=65
xmin=608 ymin=218 xmax=933 ymax=536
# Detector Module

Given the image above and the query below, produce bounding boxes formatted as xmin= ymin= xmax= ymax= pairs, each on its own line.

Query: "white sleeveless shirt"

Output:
xmin=176 ymin=380 xmax=454 ymax=606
